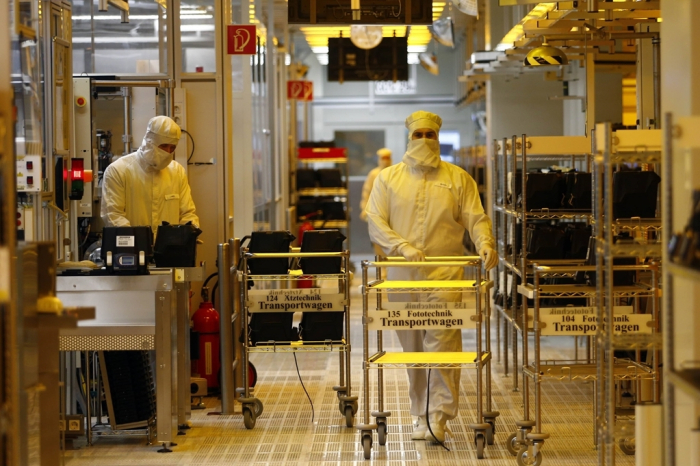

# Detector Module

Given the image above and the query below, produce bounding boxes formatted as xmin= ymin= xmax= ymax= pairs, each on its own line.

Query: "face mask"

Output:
xmin=402 ymin=138 xmax=440 ymax=168
xmin=140 ymin=142 xmax=173 ymax=172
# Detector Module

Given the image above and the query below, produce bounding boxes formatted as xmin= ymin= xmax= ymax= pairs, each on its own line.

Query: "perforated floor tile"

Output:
xmin=63 ymin=260 xmax=635 ymax=466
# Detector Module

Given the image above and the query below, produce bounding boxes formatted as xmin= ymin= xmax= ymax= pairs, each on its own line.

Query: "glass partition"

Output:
xmin=71 ymin=0 xmax=169 ymax=75
xmin=180 ymin=0 xmax=215 ymax=73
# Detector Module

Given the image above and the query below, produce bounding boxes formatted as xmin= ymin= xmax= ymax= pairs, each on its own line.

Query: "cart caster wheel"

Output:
xmin=517 ymin=446 xmax=542 ymax=466
xmin=253 ymin=398 xmax=264 ymax=417
xmin=485 ymin=421 xmax=495 ymax=445
xmin=377 ymin=422 xmax=387 ymax=446
xmin=243 ymin=407 xmax=256 ymax=430
xmin=362 ymin=434 xmax=372 ymax=459
xmin=475 ymin=434 xmax=485 ymax=459
xmin=345 ymin=405 xmax=354 ymax=427
xmin=619 ymin=437 xmax=635 ymax=455
xmin=506 ymin=432 xmax=520 ymax=456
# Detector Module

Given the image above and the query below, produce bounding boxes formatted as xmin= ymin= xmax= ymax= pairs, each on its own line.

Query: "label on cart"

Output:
xmin=116 ymin=235 xmax=135 ymax=247
xmin=533 ymin=306 xmax=652 ymax=336
xmin=248 ymin=288 xmax=345 ymax=312
xmin=368 ymin=302 xmax=477 ymax=330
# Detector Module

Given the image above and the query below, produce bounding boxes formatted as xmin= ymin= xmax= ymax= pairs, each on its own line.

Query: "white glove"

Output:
xmin=479 ymin=246 xmax=499 ymax=271
xmin=399 ymin=244 xmax=425 ymax=262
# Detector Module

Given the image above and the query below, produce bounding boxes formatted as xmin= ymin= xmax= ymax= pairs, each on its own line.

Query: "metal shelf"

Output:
xmin=298 ymin=157 xmax=347 ymax=164
xmin=518 ymin=283 xmax=655 ymax=299
xmin=523 ymin=359 xmax=654 ymax=382
xmin=248 ymin=341 xmax=349 ymax=353
xmin=666 ymin=262 xmax=700 ymax=281
xmin=503 ymin=208 xmax=593 ymax=220
xmin=612 ymin=333 xmax=662 ymax=350
xmin=667 ymin=369 xmax=700 ymax=403
xmin=297 ymin=187 xmax=348 ymax=197
xmin=367 ymin=351 xmax=490 ymax=369
xmin=608 ymin=241 xmax=663 ymax=258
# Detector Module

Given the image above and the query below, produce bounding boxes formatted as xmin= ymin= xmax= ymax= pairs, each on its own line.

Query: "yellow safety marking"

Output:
xmin=373 ymin=352 xmax=488 ymax=365
xmin=372 ymin=280 xmax=480 ymax=289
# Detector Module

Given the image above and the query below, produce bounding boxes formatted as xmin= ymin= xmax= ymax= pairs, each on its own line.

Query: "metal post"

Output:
xmin=361 ymin=262 xmax=370 ymax=425
xmin=662 ymin=113 xmax=675 ymax=466
xmin=218 ymin=243 xmax=235 ymax=414
xmin=652 ymin=37 xmax=661 ymax=129
xmin=122 ymin=87 xmax=132 ymax=155
xmin=230 ymin=239 xmax=243 ymax=396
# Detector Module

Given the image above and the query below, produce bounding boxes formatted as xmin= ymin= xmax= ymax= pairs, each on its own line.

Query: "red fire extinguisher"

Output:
xmin=192 ymin=287 xmax=221 ymax=389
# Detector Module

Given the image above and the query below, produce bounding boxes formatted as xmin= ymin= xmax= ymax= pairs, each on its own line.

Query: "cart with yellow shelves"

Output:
xmin=356 ymin=256 xmax=498 ymax=460
xmin=509 ymin=263 xmax=660 ymax=466
xmin=236 ymin=249 xmax=357 ymax=430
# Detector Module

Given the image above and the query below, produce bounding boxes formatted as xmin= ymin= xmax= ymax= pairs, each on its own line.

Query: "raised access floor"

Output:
xmin=63 ymin=259 xmax=635 ymax=466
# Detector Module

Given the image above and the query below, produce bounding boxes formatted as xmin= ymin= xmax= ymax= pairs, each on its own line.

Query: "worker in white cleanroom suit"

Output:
xmin=365 ymin=110 xmax=498 ymax=443
xmin=101 ymin=115 xmax=199 ymax=236
xmin=359 ymin=147 xmax=393 ymax=222
xmin=360 ymin=147 xmax=393 ymax=257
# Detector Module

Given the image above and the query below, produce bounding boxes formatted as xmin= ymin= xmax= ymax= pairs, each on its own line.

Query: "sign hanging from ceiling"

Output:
xmin=227 ymin=25 xmax=257 ymax=55
xmin=287 ymin=81 xmax=313 ymax=101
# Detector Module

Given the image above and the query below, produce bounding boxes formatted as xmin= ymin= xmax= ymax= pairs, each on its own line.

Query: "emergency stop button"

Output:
xmin=75 ymin=96 xmax=87 ymax=107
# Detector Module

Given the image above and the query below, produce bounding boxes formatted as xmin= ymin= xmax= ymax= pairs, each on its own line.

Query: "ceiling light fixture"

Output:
xmin=524 ymin=37 xmax=569 ymax=66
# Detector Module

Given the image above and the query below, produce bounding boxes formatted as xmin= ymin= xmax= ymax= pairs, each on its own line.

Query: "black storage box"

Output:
xmin=582 ymin=236 xmax=637 ymax=286
xmin=565 ymin=224 xmax=592 ymax=259
xmin=245 ymin=230 xmax=295 ymax=275
xmin=297 ymin=197 xmax=320 ymax=220
xmin=612 ymin=171 xmax=661 ymax=219
xmin=299 ymin=311 xmax=345 ymax=342
xmin=249 ymin=312 xmax=298 ymax=346
xmin=296 ymin=168 xmax=317 ymax=189
xmin=320 ymin=200 xmax=346 ymax=220
xmin=101 ymin=226 xmax=153 ymax=275
xmin=520 ymin=172 xmax=566 ymax=210
xmin=300 ymin=229 xmax=346 ymax=274
xmin=526 ymin=225 xmax=566 ymax=260
xmin=316 ymin=168 xmax=343 ymax=188
xmin=153 ymin=222 xmax=202 ymax=267
xmin=245 ymin=230 xmax=297 ymax=346
xmin=299 ymin=229 xmax=346 ymax=343
xmin=565 ymin=172 xmax=592 ymax=210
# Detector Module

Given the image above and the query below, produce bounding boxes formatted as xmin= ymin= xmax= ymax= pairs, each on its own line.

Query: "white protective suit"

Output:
xmin=365 ymin=111 xmax=495 ymax=424
xmin=101 ymin=116 xmax=199 ymax=236
xmin=359 ymin=148 xmax=392 ymax=222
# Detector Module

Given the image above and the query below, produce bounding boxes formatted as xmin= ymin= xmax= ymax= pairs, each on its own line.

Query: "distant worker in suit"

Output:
xmin=360 ymin=148 xmax=393 ymax=257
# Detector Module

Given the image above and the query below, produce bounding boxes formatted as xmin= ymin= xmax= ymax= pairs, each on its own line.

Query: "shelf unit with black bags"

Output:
xmin=492 ymin=134 xmax=593 ymax=395
xmin=295 ymin=146 xmax=350 ymax=232
xmin=594 ymin=123 xmax=664 ymax=465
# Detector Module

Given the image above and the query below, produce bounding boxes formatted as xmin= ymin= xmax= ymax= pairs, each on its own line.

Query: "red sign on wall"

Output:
xmin=287 ymin=81 xmax=313 ymax=101
xmin=227 ymin=25 xmax=257 ymax=55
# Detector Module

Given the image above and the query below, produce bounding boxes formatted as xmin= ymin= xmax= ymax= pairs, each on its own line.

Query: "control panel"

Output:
xmin=16 ymin=155 xmax=42 ymax=192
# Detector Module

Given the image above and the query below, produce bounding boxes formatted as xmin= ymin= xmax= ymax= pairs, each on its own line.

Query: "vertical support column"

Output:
xmin=155 ymin=287 xmax=177 ymax=448
xmin=230 ymin=238 xmax=243 ymax=395
xmin=662 ymin=3 xmax=700 ymax=465
xmin=175 ymin=278 xmax=190 ymax=430
xmin=585 ymin=52 xmax=596 ymax=137
xmin=218 ymin=243 xmax=235 ymax=414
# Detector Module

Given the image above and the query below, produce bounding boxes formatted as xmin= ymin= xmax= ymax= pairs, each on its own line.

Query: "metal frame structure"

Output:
xmin=236 ymin=248 xmax=356 ymax=429
xmin=491 ymin=134 xmax=593 ymax=396
xmin=662 ymin=112 xmax=700 ymax=466
xmin=356 ymin=256 xmax=497 ymax=460
xmin=594 ymin=123 xmax=663 ymax=466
